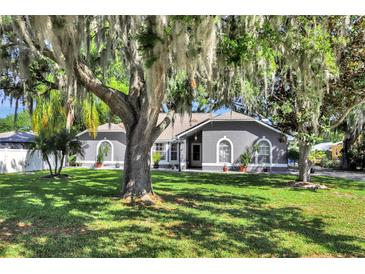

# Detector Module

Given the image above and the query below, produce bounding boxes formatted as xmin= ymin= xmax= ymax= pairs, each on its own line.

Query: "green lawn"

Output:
xmin=0 ymin=168 xmax=364 ymax=258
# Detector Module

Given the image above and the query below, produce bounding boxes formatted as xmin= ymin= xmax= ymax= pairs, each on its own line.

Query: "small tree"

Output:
xmin=53 ymin=129 xmax=84 ymax=175
xmin=29 ymin=130 xmax=54 ymax=176
xmin=30 ymin=129 xmax=84 ymax=177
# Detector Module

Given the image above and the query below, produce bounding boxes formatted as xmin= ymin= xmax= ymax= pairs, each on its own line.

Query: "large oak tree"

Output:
xmin=0 ymin=16 xmax=273 ymax=202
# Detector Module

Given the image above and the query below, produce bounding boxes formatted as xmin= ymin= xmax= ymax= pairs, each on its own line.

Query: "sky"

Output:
xmin=0 ymin=92 xmax=229 ymax=119
xmin=0 ymin=97 xmax=26 ymax=118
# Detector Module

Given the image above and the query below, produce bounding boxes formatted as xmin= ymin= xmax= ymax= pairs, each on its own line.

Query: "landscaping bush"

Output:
xmin=152 ymin=152 xmax=161 ymax=168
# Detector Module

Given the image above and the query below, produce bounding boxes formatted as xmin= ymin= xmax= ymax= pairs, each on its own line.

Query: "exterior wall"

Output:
xmin=76 ymin=120 xmax=288 ymax=172
xmin=77 ymin=131 xmax=126 ymax=167
xmin=201 ymin=121 xmax=288 ymax=171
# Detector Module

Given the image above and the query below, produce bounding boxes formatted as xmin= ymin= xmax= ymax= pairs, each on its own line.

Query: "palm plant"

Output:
xmin=53 ymin=129 xmax=84 ymax=175
xmin=29 ymin=129 xmax=54 ymax=176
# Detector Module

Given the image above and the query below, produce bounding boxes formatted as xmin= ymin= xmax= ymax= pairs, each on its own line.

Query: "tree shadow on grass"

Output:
xmin=152 ymin=190 xmax=365 ymax=257
xmin=0 ymin=169 xmax=364 ymax=257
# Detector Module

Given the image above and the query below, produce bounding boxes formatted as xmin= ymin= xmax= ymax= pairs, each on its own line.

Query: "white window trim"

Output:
xmin=216 ymin=136 xmax=234 ymax=164
xmin=96 ymin=139 xmax=114 ymax=163
xmin=255 ymin=136 xmax=272 ymax=165
xmin=152 ymin=142 xmax=169 ymax=164
xmin=170 ymin=142 xmax=178 ymax=162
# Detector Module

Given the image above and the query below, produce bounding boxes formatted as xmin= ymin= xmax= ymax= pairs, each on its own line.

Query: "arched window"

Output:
xmin=217 ymin=138 xmax=233 ymax=163
xmin=96 ymin=140 xmax=113 ymax=162
xmin=257 ymin=140 xmax=271 ymax=164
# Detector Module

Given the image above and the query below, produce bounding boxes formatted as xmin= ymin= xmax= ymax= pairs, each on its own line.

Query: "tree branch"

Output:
xmin=151 ymin=110 xmax=175 ymax=142
xmin=330 ymin=97 xmax=365 ymax=129
xmin=75 ymin=61 xmax=136 ymax=126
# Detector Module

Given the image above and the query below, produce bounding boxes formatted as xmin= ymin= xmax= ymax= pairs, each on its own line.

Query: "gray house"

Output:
xmin=76 ymin=111 xmax=289 ymax=171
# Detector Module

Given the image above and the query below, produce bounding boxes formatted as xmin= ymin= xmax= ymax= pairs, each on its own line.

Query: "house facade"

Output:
xmin=76 ymin=111 xmax=289 ymax=171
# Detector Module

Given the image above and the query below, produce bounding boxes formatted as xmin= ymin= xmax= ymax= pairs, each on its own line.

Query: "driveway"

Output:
xmin=311 ymin=169 xmax=365 ymax=181
xmin=285 ymin=168 xmax=365 ymax=181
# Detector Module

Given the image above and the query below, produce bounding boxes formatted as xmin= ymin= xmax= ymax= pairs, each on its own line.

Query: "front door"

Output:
xmin=190 ymin=143 xmax=202 ymax=167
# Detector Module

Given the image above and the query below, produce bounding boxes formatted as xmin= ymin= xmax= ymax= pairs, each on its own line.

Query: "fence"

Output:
xmin=0 ymin=148 xmax=57 ymax=174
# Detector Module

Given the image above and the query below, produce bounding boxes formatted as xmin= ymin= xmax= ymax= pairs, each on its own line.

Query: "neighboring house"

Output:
xmin=313 ymin=141 xmax=343 ymax=160
xmin=77 ymin=111 xmax=289 ymax=171
xmin=0 ymin=131 xmax=35 ymax=149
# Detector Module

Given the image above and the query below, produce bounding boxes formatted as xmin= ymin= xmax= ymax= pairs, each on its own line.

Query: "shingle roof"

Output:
xmin=97 ymin=123 xmax=126 ymax=132
xmin=79 ymin=111 xmax=286 ymax=140
xmin=156 ymin=113 xmax=212 ymax=141
xmin=0 ymin=131 xmax=36 ymax=143
xmin=212 ymin=111 xmax=256 ymax=121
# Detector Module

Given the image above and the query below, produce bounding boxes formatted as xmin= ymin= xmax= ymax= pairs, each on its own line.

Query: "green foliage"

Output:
xmin=68 ymin=154 xmax=77 ymax=166
xmin=29 ymin=129 xmax=84 ymax=176
xmin=136 ymin=24 xmax=163 ymax=68
xmin=166 ymin=70 xmax=194 ymax=114
xmin=239 ymin=145 xmax=258 ymax=166
xmin=82 ymin=98 xmax=100 ymax=139
xmin=106 ymin=77 xmax=129 ymax=94
xmin=32 ymin=90 xmax=67 ymax=137
xmin=96 ymin=142 xmax=110 ymax=164
xmin=347 ymin=138 xmax=365 ymax=170
xmin=152 ymin=152 xmax=161 ymax=165
xmin=288 ymin=147 xmax=300 ymax=162
xmin=320 ymin=158 xmax=338 ymax=169
xmin=309 ymin=150 xmax=327 ymax=165
xmin=0 ymin=111 xmax=31 ymax=132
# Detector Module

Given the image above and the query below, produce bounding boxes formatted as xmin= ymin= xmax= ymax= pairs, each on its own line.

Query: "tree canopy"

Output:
xmin=1 ymin=15 xmax=364 ymax=199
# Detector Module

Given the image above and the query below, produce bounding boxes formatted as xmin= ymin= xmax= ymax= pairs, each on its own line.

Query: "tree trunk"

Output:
xmin=57 ymin=153 xmax=65 ymax=175
xmin=54 ymin=152 xmax=59 ymax=176
xmin=121 ymin=123 xmax=155 ymax=203
xmin=45 ymin=155 xmax=53 ymax=176
xmin=298 ymin=142 xmax=312 ymax=182
xmin=342 ymin=138 xmax=351 ymax=170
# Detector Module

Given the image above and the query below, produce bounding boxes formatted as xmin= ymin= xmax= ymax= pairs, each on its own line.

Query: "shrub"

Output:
xmin=288 ymin=147 xmax=299 ymax=162
xmin=309 ymin=150 xmax=326 ymax=165
xmin=152 ymin=152 xmax=161 ymax=166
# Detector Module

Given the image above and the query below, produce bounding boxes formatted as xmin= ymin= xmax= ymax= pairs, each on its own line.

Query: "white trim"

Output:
xmin=176 ymin=118 xmax=290 ymax=139
xmin=255 ymin=137 xmax=272 ymax=165
xmin=77 ymin=160 xmax=124 ymax=164
xmin=202 ymin=163 xmax=288 ymax=168
xmin=96 ymin=139 xmax=114 ymax=162
xmin=216 ymin=136 xmax=234 ymax=164
xmin=176 ymin=120 xmax=211 ymax=138
xmin=151 ymin=142 xmax=169 ymax=164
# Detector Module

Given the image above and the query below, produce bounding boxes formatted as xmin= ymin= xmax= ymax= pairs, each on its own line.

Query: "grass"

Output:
xmin=0 ymin=168 xmax=364 ymax=258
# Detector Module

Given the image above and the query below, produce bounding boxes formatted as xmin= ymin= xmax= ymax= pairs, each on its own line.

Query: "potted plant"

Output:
xmin=95 ymin=151 xmax=104 ymax=168
xmin=223 ymin=164 xmax=228 ymax=172
xmin=239 ymin=145 xmax=258 ymax=172
xmin=239 ymin=151 xmax=251 ymax=172
xmin=152 ymin=152 xmax=161 ymax=169
xmin=95 ymin=143 xmax=110 ymax=168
